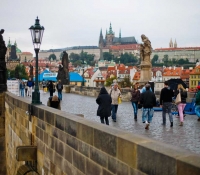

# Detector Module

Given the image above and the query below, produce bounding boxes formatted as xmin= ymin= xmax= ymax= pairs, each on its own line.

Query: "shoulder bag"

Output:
xmin=175 ymin=93 xmax=181 ymax=104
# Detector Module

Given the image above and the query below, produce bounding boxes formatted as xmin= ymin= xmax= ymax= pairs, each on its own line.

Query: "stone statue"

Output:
xmin=0 ymin=29 xmax=7 ymax=92
xmin=0 ymin=29 xmax=7 ymax=60
xmin=29 ymin=64 xmax=33 ymax=80
xmin=139 ymin=34 xmax=152 ymax=82
xmin=140 ymin=34 xmax=152 ymax=64
xmin=57 ymin=51 xmax=70 ymax=85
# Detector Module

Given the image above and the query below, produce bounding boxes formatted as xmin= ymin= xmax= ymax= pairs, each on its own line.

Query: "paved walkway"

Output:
xmin=27 ymin=91 xmax=200 ymax=154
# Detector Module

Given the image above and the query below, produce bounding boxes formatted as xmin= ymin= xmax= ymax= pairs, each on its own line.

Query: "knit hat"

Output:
xmin=197 ymin=86 xmax=200 ymax=90
xmin=52 ymin=95 xmax=59 ymax=101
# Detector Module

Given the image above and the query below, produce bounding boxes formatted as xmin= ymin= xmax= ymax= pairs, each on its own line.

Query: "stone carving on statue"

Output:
xmin=29 ymin=64 xmax=33 ymax=80
xmin=140 ymin=34 xmax=152 ymax=64
xmin=0 ymin=29 xmax=7 ymax=60
xmin=139 ymin=34 xmax=152 ymax=82
xmin=57 ymin=51 xmax=70 ymax=85
xmin=0 ymin=29 xmax=7 ymax=92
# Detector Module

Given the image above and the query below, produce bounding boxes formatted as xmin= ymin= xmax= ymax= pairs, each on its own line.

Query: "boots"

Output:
xmin=134 ymin=115 xmax=137 ymax=121
xmin=170 ymin=122 xmax=173 ymax=127
xmin=179 ymin=122 xmax=183 ymax=126
xmin=145 ymin=123 xmax=149 ymax=130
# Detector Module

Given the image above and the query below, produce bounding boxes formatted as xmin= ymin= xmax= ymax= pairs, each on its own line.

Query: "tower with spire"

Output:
xmin=105 ymin=23 xmax=115 ymax=46
xmin=98 ymin=23 xmax=137 ymax=48
xmin=98 ymin=29 xmax=104 ymax=48
xmin=174 ymin=39 xmax=177 ymax=48
xmin=169 ymin=38 xmax=173 ymax=48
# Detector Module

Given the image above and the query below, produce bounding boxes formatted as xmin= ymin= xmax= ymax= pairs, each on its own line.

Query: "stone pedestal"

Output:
xmin=139 ymin=62 xmax=152 ymax=83
xmin=63 ymin=85 xmax=71 ymax=93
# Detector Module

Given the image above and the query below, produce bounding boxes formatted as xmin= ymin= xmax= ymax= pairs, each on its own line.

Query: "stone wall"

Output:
xmin=5 ymin=92 xmax=200 ymax=175
xmin=0 ymin=92 xmax=6 ymax=174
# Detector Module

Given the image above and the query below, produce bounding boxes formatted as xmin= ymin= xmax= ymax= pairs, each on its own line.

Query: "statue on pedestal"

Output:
xmin=140 ymin=34 xmax=152 ymax=64
xmin=139 ymin=34 xmax=152 ymax=82
xmin=0 ymin=29 xmax=7 ymax=92
xmin=57 ymin=51 xmax=70 ymax=85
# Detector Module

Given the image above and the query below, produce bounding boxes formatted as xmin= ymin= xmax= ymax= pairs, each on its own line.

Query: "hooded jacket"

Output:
xmin=96 ymin=87 xmax=112 ymax=117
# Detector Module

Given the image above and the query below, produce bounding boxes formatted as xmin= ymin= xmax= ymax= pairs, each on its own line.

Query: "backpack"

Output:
xmin=58 ymin=83 xmax=62 ymax=90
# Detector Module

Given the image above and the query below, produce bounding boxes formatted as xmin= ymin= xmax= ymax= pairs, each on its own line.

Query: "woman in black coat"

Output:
xmin=96 ymin=87 xmax=112 ymax=125
xmin=48 ymin=81 xmax=54 ymax=97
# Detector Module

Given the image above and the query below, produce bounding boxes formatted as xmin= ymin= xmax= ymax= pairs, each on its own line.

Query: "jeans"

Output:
xmin=20 ymin=89 xmax=24 ymax=97
xmin=195 ymin=105 xmax=200 ymax=118
xmin=131 ymin=102 xmax=138 ymax=116
xmin=100 ymin=116 xmax=109 ymax=125
xmin=111 ymin=104 xmax=118 ymax=120
xmin=162 ymin=102 xmax=173 ymax=124
xmin=177 ymin=103 xmax=186 ymax=122
xmin=58 ymin=91 xmax=62 ymax=100
xmin=142 ymin=108 xmax=154 ymax=123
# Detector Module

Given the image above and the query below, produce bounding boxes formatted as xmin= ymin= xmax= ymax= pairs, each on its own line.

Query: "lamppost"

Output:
xmin=29 ymin=17 xmax=44 ymax=104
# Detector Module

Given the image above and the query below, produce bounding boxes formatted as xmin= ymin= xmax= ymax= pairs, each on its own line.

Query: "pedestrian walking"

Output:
xmin=25 ymin=83 xmax=28 ymax=97
xmin=47 ymin=95 xmax=61 ymax=110
xmin=129 ymin=83 xmax=140 ymax=121
xmin=108 ymin=83 xmax=121 ymax=122
xmin=48 ymin=81 xmax=54 ymax=97
xmin=42 ymin=79 xmax=46 ymax=92
xmin=96 ymin=87 xmax=112 ymax=125
xmin=160 ymin=81 xmax=174 ymax=127
xmin=26 ymin=77 xmax=34 ymax=97
xmin=195 ymin=85 xmax=200 ymax=121
xmin=176 ymin=84 xmax=187 ymax=126
xmin=56 ymin=80 xmax=63 ymax=100
xmin=19 ymin=80 xmax=25 ymax=97
xmin=140 ymin=84 xmax=156 ymax=130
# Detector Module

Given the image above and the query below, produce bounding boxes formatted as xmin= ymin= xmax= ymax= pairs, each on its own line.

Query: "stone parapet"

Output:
xmin=5 ymin=92 xmax=200 ymax=175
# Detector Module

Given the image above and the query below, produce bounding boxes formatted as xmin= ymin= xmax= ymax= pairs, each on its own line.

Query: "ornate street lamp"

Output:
xmin=29 ymin=17 xmax=44 ymax=104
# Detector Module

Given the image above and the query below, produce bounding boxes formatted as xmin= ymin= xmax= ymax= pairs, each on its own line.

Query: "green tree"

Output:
xmin=14 ymin=64 xmax=28 ymax=79
xmin=48 ymin=53 xmax=56 ymax=60
xmin=105 ymin=76 xmax=117 ymax=87
xmin=151 ymin=54 xmax=159 ymax=65
xmin=162 ymin=55 xmax=169 ymax=64
xmin=103 ymin=52 xmax=113 ymax=61
xmin=120 ymin=76 xmax=131 ymax=88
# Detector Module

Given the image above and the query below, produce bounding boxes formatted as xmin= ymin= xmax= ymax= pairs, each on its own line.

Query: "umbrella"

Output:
xmin=167 ymin=79 xmax=187 ymax=90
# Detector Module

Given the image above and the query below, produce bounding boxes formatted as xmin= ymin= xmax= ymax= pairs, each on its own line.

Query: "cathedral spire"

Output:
xmin=119 ymin=29 xmax=121 ymax=43
xmin=7 ymin=37 xmax=11 ymax=48
xmin=174 ymin=39 xmax=177 ymax=48
xmin=14 ymin=40 xmax=17 ymax=47
xmin=169 ymin=38 xmax=173 ymax=48
xmin=109 ymin=22 xmax=113 ymax=34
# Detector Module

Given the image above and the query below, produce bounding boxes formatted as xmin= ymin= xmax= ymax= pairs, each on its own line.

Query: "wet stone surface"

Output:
xmin=28 ymin=92 xmax=200 ymax=154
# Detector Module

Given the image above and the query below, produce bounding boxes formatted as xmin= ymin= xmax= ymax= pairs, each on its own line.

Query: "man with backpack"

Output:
xmin=56 ymin=80 xmax=63 ymax=100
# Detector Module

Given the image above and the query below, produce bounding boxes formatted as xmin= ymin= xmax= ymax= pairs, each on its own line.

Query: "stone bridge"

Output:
xmin=0 ymin=91 xmax=200 ymax=175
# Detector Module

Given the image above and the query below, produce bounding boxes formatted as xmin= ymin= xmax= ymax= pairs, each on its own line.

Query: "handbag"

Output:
xmin=118 ymin=97 xmax=122 ymax=104
xmin=175 ymin=93 xmax=181 ymax=104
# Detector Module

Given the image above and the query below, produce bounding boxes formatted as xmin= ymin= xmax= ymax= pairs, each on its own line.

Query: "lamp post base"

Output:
xmin=32 ymin=91 xmax=42 ymax=104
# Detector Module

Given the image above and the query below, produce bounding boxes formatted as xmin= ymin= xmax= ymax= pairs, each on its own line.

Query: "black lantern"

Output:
xmin=29 ymin=17 xmax=44 ymax=104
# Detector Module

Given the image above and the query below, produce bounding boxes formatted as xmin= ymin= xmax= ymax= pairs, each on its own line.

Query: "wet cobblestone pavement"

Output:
xmin=32 ymin=92 xmax=200 ymax=154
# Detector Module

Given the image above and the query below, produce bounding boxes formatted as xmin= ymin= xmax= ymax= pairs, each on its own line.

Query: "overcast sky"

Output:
xmin=1 ymin=0 xmax=200 ymax=54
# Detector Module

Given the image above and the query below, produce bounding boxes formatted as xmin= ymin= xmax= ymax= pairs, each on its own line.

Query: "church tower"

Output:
xmin=98 ymin=29 xmax=104 ymax=48
xmin=119 ymin=29 xmax=121 ymax=44
xmin=106 ymin=23 xmax=115 ymax=46
xmin=169 ymin=38 xmax=173 ymax=48
xmin=174 ymin=39 xmax=177 ymax=48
